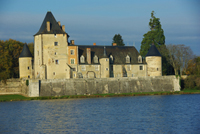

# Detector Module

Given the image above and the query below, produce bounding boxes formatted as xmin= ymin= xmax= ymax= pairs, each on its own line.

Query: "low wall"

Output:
xmin=0 ymin=79 xmax=28 ymax=96
xmin=36 ymin=76 xmax=180 ymax=97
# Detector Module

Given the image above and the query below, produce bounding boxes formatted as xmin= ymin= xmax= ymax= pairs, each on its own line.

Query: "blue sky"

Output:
xmin=0 ymin=0 xmax=200 ymax=55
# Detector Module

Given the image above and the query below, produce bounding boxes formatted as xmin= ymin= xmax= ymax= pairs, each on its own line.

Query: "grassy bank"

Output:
xmin=1 ymin=90 xmax=200 ymax=102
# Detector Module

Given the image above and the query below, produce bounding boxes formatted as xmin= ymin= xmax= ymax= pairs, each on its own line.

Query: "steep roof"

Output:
xmin=34 ymin=11 xmax=67 ymax=35
xmin=77 ymin=45 xmax=145 ymax=64
xmin=146 ymin=45 xmax=161 ymax=57
xmin=19 ymin=44 xmax=33 ymax=58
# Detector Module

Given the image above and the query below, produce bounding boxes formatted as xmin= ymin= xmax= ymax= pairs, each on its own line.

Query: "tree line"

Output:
xmin=0 ymin=39 xmax=33 ymax=82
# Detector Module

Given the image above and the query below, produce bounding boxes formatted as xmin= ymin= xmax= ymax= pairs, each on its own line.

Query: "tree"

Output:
xmin=186 ymin=56 xmax=200 ymax=75
xmin=28 ymin=42 xmax=34 ymax=56
xmin=167 ymin=44 xmax=194 ymax=76
xmin=112 ymin=34 xmax=125 ymax=46
xmin=157 ymin=45 xmax=174 ymax=75
xmin=0 ymin=39 xmax=24 ymax=81
xmin=140 ymin=11 xmax=165 ymax=57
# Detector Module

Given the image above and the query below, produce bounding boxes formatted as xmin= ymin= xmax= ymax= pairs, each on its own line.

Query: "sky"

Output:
xmin=0 ymin=0 xmax=200 ymax=55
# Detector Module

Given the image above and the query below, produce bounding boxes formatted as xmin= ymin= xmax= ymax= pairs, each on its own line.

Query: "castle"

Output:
xmin=19 ymin=11 xmax=162 ymax=79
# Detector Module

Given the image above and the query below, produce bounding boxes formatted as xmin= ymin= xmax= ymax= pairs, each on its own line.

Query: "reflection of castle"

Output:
xmin=19 ymin=11 xmax=162 ymax=79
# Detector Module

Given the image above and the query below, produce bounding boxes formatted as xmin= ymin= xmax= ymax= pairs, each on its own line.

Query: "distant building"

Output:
xmin=19 ymin=11 xmax=162 ymax=79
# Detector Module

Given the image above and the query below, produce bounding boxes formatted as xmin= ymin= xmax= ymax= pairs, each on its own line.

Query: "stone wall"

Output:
xmin=38 ymin=76 xmax=180 ymax=97
xmin=0 ymin=79 xmax=28 ymax=96
xmin=0 ymin=76 xmax=180 ymax=97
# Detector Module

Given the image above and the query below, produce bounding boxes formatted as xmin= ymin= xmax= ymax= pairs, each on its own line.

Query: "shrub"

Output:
xmin=184 ymin=75 xmax=200 ymax=90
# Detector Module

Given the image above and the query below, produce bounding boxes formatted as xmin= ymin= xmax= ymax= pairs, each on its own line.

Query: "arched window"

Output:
xmin=93 ymin=55 xmax=98 ymax=63
xmin=138 ymin=55 xmax=142 ymax=63
xmin=80 ymin=55 xmax=85 ymax=63
xmin=126 ymin=55 xmax=130 ymax=63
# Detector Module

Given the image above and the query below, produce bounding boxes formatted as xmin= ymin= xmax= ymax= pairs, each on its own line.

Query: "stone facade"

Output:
xmin=19 ymin=57 xmax=33 ymax=78
xmin=146 ymin=56 xmax=162 ymax=76
xmin=19 ymin=11 xmax=162 ymax=80
xmin=27 ymin=76 xmax=180 ymax=97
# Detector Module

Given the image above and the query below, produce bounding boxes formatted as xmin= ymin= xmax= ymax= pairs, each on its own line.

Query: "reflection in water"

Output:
xmin=0 ymin=95 xmax=200 ymax=133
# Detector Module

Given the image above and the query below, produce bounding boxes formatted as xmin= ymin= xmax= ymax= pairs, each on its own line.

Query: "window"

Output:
xmin=132 ymin=74 xmax=134 ymax=77
xmin=28 ymin=75 xmax=30 ymax=78
xmin=70 ymin=49 xmax=74 ymax=55
xmin=55 ymin=60 xmax=59 ymax=64
xmin=93 ymin=55 xmax=98 ymax=63
xmin=138 ymin=55 xmax=142 ymax=63
xmin=81 ymin=65 xmax=86 ymax=71
xmin=37 ymin=51 xmax=39 ymax=56
xmin=80 ymin=55 xmax=85 ymax=63
xmin=139 ymin=65 xmax=143 ymax=70
xmin=126 ymin=55 xmax=130 ymax=63
xmin=54 ymin=42 xmax=58 ymax=46
xmin=55 ymin=52 xmax=57 ymax=55
xmin=106 ymin=59 xmax=109 ymax=61
xmin=106 ymin=68 xmax=109 ymax=71
xmin=27 ymin=66 xmax=30 ymax=70
xmin=95 ymin=65 xmax=99 ymax=71
xmin=71 ymin=59 xmax=75 ymax=64
xmin=53 ymin=72 xmax=55 ymax=75
xmin=157 ymin=68 xmax=159 ymax=71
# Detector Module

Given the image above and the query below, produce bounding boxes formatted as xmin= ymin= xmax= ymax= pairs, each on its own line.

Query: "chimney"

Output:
xmin=62 ymin=25 xmax=65 ymax=32
xmin=93 ymin=43 xmax=96 ymax=46
xmin=112 ymin=43 xmax=117 ymax=46
xmin=47 ymin=21 xmax=50 ymax=32
xmin=58 ymin=21 xmax=61 ymax=26
xmin=87 ymin=48 xmax=91 ymax=64
xmin=70 ymin=40 xmax=75 ymax=45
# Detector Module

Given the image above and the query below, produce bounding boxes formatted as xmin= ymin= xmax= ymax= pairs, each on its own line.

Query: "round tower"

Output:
xmin=19 ymin=44 xmax=33 ymax=78
xmin=145 ymin=44 xmax=162 ymax=76
xmin=99 ymin=47 xmax=110 ymax=78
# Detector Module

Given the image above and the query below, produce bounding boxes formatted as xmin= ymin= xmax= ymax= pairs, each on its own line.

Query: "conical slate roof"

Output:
xmin=34 ymin=11 xmax=66 ymax=35
xmin=146 ymin=44 xmax=161 ymax=57
xmin=19 ymin=44 xmax=33 ymax=58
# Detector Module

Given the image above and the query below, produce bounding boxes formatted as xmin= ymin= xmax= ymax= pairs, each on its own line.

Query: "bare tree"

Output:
xmin=167 ymin=44 xmax=194 ymax=76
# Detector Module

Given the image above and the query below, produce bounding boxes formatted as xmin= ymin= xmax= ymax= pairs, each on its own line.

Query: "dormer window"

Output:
xmin=138 ymin=55 xmax=142 ymax=63
xmin=110 ymin=55 xmax=113 ymax=63
xmin=94 ymin=55 xmax=98 ymax=63
xmin=126 ymin=55 xmax=130 ymax=63
xmin=80 ymin=55 xmax=85 ymax=63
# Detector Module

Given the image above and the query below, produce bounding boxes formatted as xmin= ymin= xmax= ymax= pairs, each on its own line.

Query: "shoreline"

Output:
xmin=0 ymin=90 xmax=200 ymax=102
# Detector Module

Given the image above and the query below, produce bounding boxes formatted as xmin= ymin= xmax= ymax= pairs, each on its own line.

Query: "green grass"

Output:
xmin=0 ymin=94 xmax=28 ymax=102
xmin=1 ymin=90 xmax=200 ymax=102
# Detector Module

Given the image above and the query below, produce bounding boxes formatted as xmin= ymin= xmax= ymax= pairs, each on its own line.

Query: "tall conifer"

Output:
xmin=140 ymin=11 xmax=165 ymax=57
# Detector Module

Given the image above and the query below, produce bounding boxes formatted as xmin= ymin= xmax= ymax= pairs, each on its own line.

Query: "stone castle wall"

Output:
xmin=0 ymin=76 xmax=180 ymax=97
xmin=28 ymin=76 xmax=180 ymax=97
xmin=0 ymin=79 xmax=28 ymax=96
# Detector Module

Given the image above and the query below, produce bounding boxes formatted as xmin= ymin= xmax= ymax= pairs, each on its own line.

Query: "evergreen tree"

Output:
xmin=112 ymin=34 xmax=125 ymax=46
xmin=140 ymin=11 xmax=165 ymax=57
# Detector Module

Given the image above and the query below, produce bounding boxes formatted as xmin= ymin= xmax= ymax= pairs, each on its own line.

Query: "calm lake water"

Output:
xmin=0 ymin=94 xmax=200 ymax=134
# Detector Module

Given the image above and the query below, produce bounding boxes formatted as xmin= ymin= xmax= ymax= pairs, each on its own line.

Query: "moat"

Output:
xmin=0 ymin=94 xmax=200 ymax=133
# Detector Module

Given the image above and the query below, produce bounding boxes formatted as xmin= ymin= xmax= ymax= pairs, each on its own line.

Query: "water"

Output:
xmin=0 ymin=94 xmax=200 ymax=134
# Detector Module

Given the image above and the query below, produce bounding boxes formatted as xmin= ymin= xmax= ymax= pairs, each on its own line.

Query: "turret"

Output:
xmin=19 ymin=44 xmax=33 ymax=78
xmin=146 ymin=44 xmax=162 ymax=76
xmin=99 ymin=47 xmax=110 ymax=78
